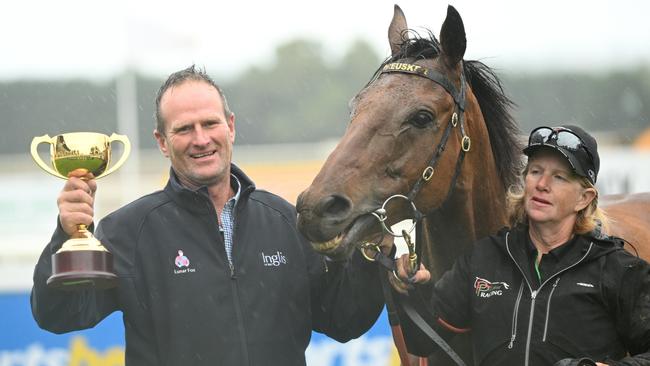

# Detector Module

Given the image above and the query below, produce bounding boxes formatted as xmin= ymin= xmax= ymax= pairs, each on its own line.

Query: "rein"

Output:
xmin=363 ymin=61 xmax=472 ymax=366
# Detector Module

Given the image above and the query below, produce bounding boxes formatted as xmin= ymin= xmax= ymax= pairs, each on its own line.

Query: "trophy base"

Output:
xmin=47 ymin=249 xmax=118 ymax=290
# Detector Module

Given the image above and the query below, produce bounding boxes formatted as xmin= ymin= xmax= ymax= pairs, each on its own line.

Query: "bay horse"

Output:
xmin=296 ymin=4 xmax=650 ymax=365
xmin=297 ymin=5 xmax=517 ymax=364
xmin=601 ymin=193 xmax=650 ymax=259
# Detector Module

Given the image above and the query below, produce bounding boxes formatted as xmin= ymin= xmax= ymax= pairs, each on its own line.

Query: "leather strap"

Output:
xmin=379 ymin=268 xmax=413 ymax=366
xmin=373 ymin=249 xmax=466 ymax=366
xmin=401 ymin=299 xmax=467 ymax=366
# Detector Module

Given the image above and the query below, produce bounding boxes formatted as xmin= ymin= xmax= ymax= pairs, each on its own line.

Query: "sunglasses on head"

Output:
xmin=528 ymin=126 xmax=586 ymax=151
xmin=527 ymin=126 xmax=596 ymax=177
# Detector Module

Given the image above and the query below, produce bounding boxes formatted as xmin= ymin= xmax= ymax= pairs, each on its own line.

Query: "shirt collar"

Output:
xmin=526 ymin=233 xmax=578 ymax=260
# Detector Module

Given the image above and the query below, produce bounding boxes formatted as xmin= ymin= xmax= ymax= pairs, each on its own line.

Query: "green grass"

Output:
xmin=54 ymin=157 xmax=107 ymax=177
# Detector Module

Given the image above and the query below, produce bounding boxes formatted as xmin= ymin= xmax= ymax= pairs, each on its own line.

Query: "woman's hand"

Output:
xmin=395 ymin=253 xmax=431 ymax=284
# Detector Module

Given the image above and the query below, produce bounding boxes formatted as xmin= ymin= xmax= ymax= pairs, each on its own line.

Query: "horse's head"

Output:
xmin=297 ymin=5 xmax=516 ymax=258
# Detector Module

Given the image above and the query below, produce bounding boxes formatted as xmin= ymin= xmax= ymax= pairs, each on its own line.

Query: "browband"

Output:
xmin=381 ymin=62 xmax=465 ymax=111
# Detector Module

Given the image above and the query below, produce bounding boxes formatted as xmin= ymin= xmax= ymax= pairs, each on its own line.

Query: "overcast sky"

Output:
xmin=2 ymin=0 xmax=650 ymax=81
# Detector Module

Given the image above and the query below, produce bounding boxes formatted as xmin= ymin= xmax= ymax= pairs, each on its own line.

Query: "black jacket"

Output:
xmin=402 ymin=225 xmax=650 ymax=366
xmin=31 ymin=165 xmax=384 ymax=366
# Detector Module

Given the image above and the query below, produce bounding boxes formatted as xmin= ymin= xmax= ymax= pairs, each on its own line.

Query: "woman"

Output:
xmin=396 ymin=125 xmax=650 ymax=366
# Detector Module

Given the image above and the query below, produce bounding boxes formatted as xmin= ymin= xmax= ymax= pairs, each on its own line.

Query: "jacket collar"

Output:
xmin=498 ymin=224 xmax=622 ymax=285
xmin=164 ymin=163 xmax=256 ymax=214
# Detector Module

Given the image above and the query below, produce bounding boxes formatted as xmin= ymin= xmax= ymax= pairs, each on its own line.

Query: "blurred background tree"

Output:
xmin=1 ymin=38 xmax=648 ymax=154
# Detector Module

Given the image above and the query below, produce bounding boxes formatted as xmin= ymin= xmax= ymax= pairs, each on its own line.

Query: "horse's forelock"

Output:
xmin=367 ymin=30 xmax=441 ymax=88
xmin=394 ymin=29 xmax=441 ymax=61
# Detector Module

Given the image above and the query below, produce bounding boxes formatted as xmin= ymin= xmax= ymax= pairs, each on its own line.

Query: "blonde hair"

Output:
xmin=506 ymin=166 xmax=609 ymax=235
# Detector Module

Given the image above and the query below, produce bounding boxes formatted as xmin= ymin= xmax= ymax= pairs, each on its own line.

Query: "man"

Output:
xmin=31 ymin=65 xmax=385 ymax=365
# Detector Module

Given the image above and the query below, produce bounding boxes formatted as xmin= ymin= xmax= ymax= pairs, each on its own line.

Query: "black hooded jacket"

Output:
xmin=402 ymin=225 xmax=650 ymax=366
xmin=31 ymin=164 xmax=385 ymax=366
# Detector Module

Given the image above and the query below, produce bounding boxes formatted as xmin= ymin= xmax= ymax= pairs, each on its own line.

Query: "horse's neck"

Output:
xmin=420 ymin=152 xmax=507 ymax=281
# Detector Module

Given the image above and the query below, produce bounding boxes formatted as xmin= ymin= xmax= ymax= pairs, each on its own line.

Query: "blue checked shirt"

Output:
xmin=219 ymin=175 xmax=241 ymax=265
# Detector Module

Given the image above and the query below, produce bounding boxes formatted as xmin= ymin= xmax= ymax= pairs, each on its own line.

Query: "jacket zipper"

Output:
xmin=542 ymin=277 xmax=561 ymax=342
xmin=231 ymin=277 xmax=250 ymax=365
xmin=229 ymin=201 xmax=250 ymax=365
xmin=208 ymin=194 xmax=248 ymax=363
xmin=205 ymin=197 xmax=233 ymax=275
xmin=524 ymin=290 xmax=537 ymax=366
xmin=508 ymin=280 xmax=525 ymax=349
xmin=229 ymin=196 xmax=243 ymax=278
xmin=505 ymin=232 xmax=594 ymax=366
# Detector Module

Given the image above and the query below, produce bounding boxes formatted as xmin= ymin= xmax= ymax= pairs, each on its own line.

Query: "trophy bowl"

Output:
xmin=31 ymin=132 xmax=131 ymax=290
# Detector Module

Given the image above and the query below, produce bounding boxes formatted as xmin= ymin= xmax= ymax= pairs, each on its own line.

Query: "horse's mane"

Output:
xmin=369 ymin=30 xmax=521 ymax=190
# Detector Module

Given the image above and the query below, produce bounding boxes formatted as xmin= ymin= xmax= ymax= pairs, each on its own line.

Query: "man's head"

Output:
xmin=523 ymin=125 xmax=599 ymax=185
xmin=154 ymin=66 xmax=235 ymax=190
xmin=155 ymin=65 xmax=232 ymax=136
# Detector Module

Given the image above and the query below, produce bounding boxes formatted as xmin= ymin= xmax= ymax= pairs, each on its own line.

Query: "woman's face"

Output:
xmin=524 ymin=149 xmax=595 ymax=228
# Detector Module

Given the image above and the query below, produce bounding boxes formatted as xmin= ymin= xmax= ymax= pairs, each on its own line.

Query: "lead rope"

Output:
xmin=378 ymin=263 xmax=416 ymax=366
xmin=363 ymin=226 xmax=465 ymax=365
xmin=367 ymin=233 xmax=466 ymax=366
xmin=363 ymin=194 xmax=467 ymax=366
xmin=402 ymin=231 xmax=466 ymax=366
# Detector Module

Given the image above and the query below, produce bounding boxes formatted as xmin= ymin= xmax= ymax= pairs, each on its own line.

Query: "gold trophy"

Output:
xmin=31 ymin=132 xmax=131 ymax=290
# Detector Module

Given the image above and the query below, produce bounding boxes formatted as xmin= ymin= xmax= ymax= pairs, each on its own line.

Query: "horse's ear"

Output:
xmin=388 ymin=4 xmax=408 ymax=56
xmin=440 ymin=5 xmax=466 ymax=68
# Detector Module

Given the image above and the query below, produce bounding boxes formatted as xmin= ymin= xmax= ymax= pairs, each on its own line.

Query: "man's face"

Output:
xmin=154 ymin=80 xmax=235 ymax=189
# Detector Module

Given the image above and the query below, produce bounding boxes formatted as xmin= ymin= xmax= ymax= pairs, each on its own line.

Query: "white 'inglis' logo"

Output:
xmin=261 ymin=251 xmax=287 ymax=267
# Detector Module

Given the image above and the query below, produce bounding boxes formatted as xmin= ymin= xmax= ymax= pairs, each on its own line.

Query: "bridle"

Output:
xmin=363 ymin=61 xmax=472 ymax=366
xmin=383 ymin=61 xmax=471 ymax=213
xmin=368 ymin=61 xmax=471 ymax=241
xmin=365 ymin=59 xmax=472 ymax=264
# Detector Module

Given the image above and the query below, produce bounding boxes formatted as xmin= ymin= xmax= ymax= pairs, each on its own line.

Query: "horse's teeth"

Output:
xmin=311 ymin=233 xmax=343 ymax=253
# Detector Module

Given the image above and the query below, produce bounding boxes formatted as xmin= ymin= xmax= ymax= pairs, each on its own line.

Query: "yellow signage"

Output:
xmin=382 ymin=63 xmax=428 ymax=75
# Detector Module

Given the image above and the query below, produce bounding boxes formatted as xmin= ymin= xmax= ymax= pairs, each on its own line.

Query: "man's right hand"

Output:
xmin=57 ymin=170 xmax=97 ymax=236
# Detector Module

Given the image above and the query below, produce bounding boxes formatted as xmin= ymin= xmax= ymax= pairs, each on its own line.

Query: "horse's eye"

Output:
xmin=409 ymin=111 xmax=434 ymax=128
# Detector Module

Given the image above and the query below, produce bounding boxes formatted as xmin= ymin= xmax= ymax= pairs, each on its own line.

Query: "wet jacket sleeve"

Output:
xmin=307 ymin=241 xmax=385 ymax=342
xmin=30 ymin=218 xmax=118 ymax=334
xmin=396 ymin=253 xmax=473 ymax=356
xmin=603 ymin=254 xmax=650 ymax=365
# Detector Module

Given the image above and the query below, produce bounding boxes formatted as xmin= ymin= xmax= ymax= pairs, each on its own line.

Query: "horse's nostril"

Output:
xmin=315 ymin=194 xmax=352 ymax=218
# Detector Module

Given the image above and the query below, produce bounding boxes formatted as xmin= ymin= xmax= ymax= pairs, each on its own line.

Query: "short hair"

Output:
xmin=506 ymin=164 xmax=609 ymax=235
xmin=154 ymin=65 xmax=232 ymax=135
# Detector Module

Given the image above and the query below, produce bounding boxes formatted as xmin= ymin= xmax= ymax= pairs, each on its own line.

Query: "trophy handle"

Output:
xmin=30 ymin=135 xmax=67 ymax=179
xmin=98 ymin=133 xmax=132 ymax=178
